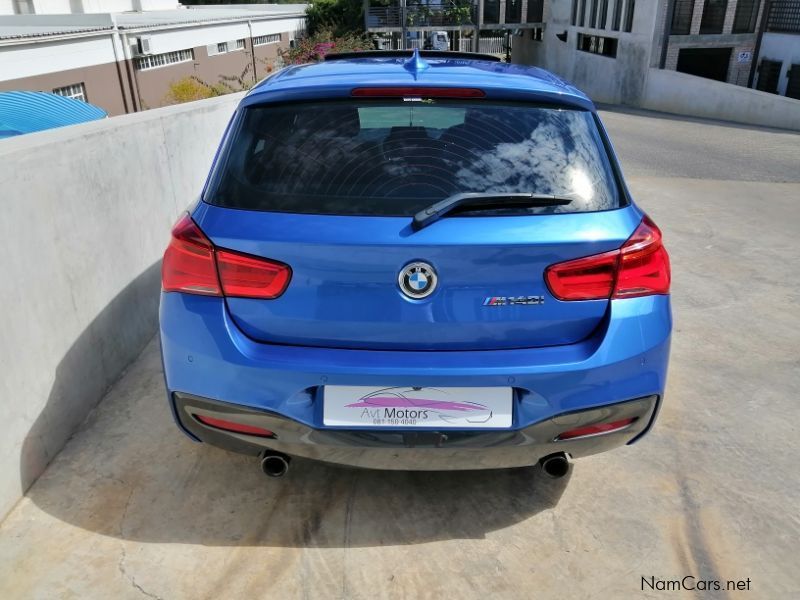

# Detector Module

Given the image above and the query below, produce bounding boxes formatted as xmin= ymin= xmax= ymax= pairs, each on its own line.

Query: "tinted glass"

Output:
xmin=205 ymin=101 xmax=621 ymax=216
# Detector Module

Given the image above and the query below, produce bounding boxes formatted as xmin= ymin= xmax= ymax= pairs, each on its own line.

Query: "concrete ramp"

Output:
xmin=1 ymin=167 xmax=798 ymax=597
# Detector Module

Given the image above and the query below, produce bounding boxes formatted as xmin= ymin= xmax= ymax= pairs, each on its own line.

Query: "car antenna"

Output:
xmin=403 ymin=48 xmax=430 ymax=77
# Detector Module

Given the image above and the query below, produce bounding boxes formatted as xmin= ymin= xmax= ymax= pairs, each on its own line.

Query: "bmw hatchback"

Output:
xmin=159 ymin=50 xmax=671 ymax=478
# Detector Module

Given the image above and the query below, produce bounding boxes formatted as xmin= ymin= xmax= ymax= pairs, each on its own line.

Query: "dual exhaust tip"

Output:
xmin=260 ymin=451 xmax=290 ymax=477
xmin=258 ymin=450 xmax=569 ymax=479
xmin=539 ymin=452 xmax=570 ymax=479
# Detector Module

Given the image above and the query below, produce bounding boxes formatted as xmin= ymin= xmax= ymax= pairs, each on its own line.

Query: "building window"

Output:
xmin=700 ymin=0 xmax=728 ymax=34
xmin=756 ymin=59 xmax=782 ymax=93
xmin=598 ymin=0 xmax=609 ymax=29
xmin=484 ymin=0 xmax=501 ymax=24
xmin=677 ymin=47 xmax=732 ymax=81
xmin=589 ymin=0 xmax=599 ymax=28
xmin=623 ymin=0 xmax=635 ymax=31
xmin=253 ymin=33 xmax=282 ymax=46
xmin=506 ymin=0 xmax=522 ymax=23
xmin=578 ymin=0 xmax=587 ymax=26
xmin=611 ymin=0 xmax=623 ymax=30
xmin=671 ymin=0 xmax=695 ymax=34
xmin=527 ymin=0 xmax=544 ymax=22
xmin=14 ymin=0 xmax=34 ymax=14
xmin=577 ymin=33 xmax=618 ymax=57
xmin=52 ymin=83 xmax=87 ymax=102
xmin=732 ymin=0 xmax=760 ymax=33
xmin=767 ymin=1 xmax=800 ymax=33
xmin=530 ymin=27 xmax=544 ymax=40
xmin=786 ymin=64 xmax=800 ymax=99
xmin=207 ymin=39 xmax=246 ymax=56
xmin=136 ymin=49 xmax=194 ymax=70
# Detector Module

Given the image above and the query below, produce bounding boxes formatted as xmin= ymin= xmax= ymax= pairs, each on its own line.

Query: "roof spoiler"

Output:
xmin=323 ymin=50 xmax=502 ymax=63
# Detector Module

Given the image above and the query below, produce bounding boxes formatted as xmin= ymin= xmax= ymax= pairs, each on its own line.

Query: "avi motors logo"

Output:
xmin=345 ymin=387 xmax=492 ymax=425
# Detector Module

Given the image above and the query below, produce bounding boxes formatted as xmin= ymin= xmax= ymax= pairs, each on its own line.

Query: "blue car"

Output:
xmin=159 ymin=50 xmax=671 ymax=478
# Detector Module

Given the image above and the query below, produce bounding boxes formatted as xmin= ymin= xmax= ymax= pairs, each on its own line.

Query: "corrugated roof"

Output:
xmin=115 ymin=6 xmax=307 ymax=30
xmin=0 ymin=24 xmax=111 ymax=41
xmin=0 ymin=91 xmax=107 ymax=139
xmin=0 ymin=6 xmax=306 ymax=41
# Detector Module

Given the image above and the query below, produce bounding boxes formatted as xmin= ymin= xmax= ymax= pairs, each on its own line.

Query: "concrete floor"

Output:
xmin=1 ymin=111 xmax=799 ymax=599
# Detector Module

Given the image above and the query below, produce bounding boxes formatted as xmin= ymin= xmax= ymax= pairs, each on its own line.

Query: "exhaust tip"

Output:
xmin=260 ymin=452 xmax=290 ymax=478
xmin=539 ymin=452 xmax=570 ymax=479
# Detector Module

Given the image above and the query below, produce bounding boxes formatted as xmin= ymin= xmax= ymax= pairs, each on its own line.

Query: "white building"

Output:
xmin=512 ymin=1 xmax=775 ymax=104
xmin=0 ymin=1 xmax=182 ymax=15
xmin=0 ymin=2 xmax=307 ymax=114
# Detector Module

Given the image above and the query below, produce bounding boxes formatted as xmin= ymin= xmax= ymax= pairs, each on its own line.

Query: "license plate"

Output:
xmin=322 ymin=386 xmax=513 ymax=428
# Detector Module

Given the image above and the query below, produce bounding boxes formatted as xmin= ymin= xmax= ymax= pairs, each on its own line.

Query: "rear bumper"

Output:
xmin=159 ymin=292 xmax=671 ymax=469
xmin=174 ymin=393 xmax=659 ymax=470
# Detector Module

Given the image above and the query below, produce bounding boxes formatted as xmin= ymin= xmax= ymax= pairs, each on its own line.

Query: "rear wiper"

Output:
xmin=412 ymin=192 xmax=573 ymax=231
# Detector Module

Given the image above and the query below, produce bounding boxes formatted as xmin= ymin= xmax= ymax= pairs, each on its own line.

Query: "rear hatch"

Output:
xmin=197 ymin=97 xmax=639 ymax=351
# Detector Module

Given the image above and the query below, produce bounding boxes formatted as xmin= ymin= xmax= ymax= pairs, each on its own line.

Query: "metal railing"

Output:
xmin=383 ymin=34 xmax=507 ymax=53
xmin=367 ymin=6 xmax=403 ymax=28
xmin=767 ymin=0 xmax=800 ymax=33
xmin=367 ymin=2 xmax=475 ymax=28
xmin=458 ymin=35 xmax=508 ymax=54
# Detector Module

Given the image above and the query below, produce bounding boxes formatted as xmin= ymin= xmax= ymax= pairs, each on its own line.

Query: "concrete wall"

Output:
xmin=0 ymin=91 xmax=242 ymax=521
xmin=511 ymin=1 xmax=800 ymax=129
xmin=511 ymin=0 xmax=665 ymax=104
xmin=641 ymin=67 xmax=800 ymax=130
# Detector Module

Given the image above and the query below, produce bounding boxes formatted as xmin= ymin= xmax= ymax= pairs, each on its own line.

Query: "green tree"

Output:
xmin=305 ymin=0 xmax=365 ymax=37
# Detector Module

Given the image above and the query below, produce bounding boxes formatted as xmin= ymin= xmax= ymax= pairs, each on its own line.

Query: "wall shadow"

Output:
xmin=21 ymin=290 xmax=571 ymax=547
xmin=19 ymin=261 xmax=162 ymax=498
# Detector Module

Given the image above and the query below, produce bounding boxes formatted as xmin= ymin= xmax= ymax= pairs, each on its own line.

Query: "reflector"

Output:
xmin=556 ymin=417 xmax=636 ymax=441
xmin=194 ymin=414 xmax=275 ymax=438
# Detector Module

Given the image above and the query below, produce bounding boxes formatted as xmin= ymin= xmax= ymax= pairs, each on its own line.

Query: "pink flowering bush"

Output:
xmin=281 ymin=30 xmax=373 ymax=65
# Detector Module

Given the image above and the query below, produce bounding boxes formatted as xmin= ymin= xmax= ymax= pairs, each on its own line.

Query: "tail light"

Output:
xmin=556 ymin=417 xmax=636 ymax=441
xmin=193 ymin=414 xmax=275 ymax=438
xmin=216 ymin=249 xmax=291 ymax=299
xmin=545 ymin=216 xmax=670 ymax=301
xmin=162 ymin=213 xmax=220 ymax=296
xmin=162 ymin=213 xmax=291 ymax=299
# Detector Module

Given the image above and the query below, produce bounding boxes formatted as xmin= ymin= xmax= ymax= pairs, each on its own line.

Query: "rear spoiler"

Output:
xmin=324 ymin=50 xmax=502 ymax=63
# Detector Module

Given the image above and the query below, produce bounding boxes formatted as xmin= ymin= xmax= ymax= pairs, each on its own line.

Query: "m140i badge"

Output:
xmin=483 ymin=296 xmax=545 ymax=306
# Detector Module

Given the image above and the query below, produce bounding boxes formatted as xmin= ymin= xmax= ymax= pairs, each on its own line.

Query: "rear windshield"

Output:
xmin=205 ymin=100 xmax=621 ymax=216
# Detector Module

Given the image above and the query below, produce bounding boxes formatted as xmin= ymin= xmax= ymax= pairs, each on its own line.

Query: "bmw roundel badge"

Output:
xmin=399 ymin=262 xmax=437 ymax=299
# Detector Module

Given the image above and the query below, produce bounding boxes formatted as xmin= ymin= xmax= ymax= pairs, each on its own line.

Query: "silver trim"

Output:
xmin=398 ymin=261 xmax=438 ymax=299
